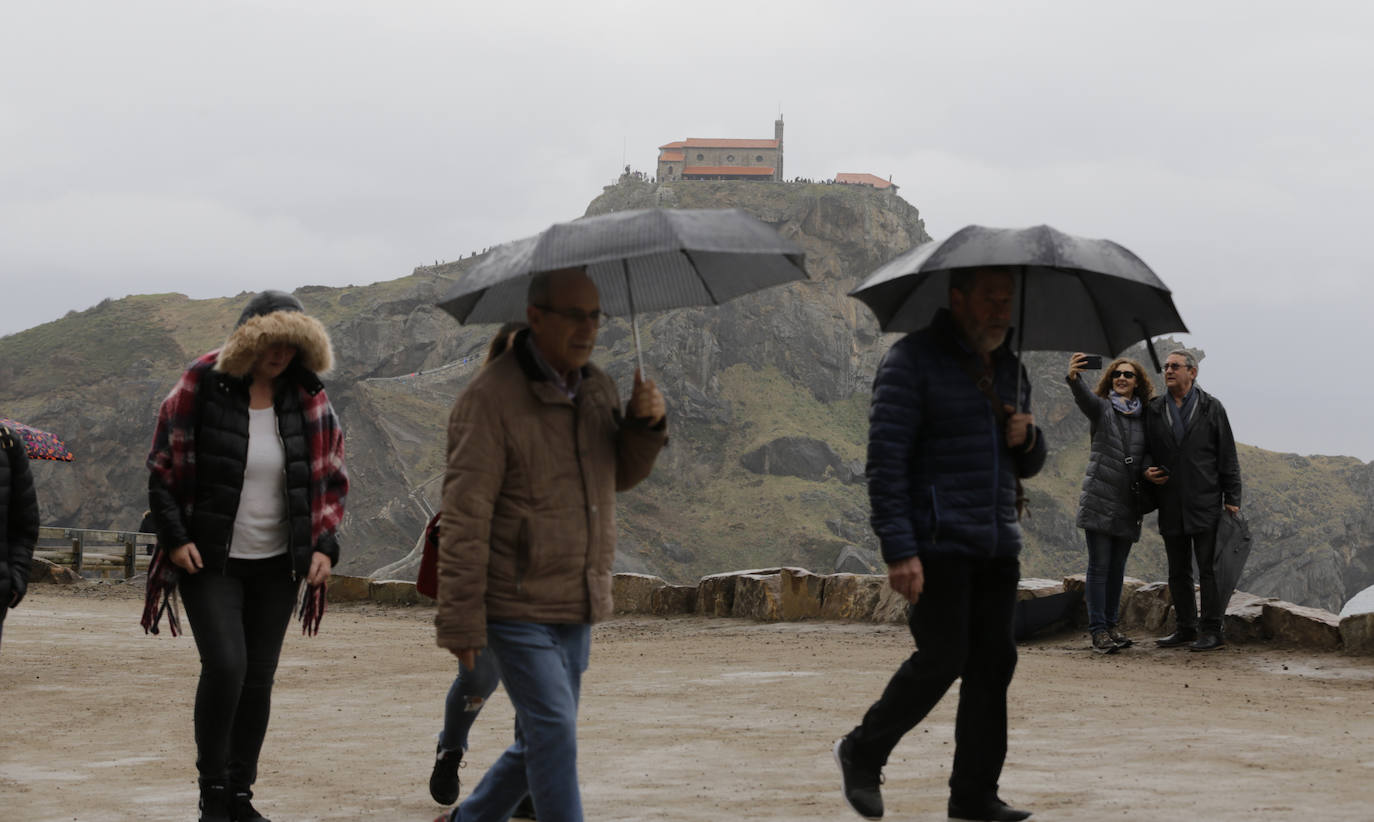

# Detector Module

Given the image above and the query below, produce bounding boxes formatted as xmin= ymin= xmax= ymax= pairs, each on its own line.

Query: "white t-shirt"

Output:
xmin=229 ymin=406 xmax=290 ymax=559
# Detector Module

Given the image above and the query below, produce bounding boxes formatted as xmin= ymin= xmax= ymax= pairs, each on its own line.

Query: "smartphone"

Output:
xmin=1080 ymin=354 xmax=1103 ymax=369
xmin=1155 ymin=466 xmax=1171 ymax=476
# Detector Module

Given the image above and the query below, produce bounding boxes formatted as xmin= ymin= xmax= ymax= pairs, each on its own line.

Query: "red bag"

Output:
xmin=416 ymin=512 xmax=441 ymax=599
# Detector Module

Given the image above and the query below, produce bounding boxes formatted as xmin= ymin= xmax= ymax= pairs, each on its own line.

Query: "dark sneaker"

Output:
xmin=512 ymin=794 xmax=538 ymax=819
xmin=1189 ymin=632 xmax=1225 ymax=652
xmin=429 ymin=742 xmax=464 ymax=805
xmin=1091 ymin=630 xmax=1118 ymax=655
xmin=948 ymin=796 xmax=1033 ymax=821
xmin=1154 ymin=628 xmax=1197 ymax=648
xmin=1108 ymin=628 xmax=1134 ymax=648
xmin=833 ymin=735 xmax=884 ymax=819
xmin=230 ymin=788 xmax=270 ymax=822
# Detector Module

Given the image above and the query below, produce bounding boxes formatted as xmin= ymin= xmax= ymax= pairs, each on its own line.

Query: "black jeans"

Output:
xmin=847 ymin=554 xmax=1020 ymax=805
xmin=179 ymin=553 xmax=298 ymax=788
xmin=1163 ymin=527 xmax=1222 ymax=632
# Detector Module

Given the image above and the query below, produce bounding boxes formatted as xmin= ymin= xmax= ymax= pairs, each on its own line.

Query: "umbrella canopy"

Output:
xmin=0 ymin=417 xmax=74 ymax=462
xmin=436 ymin=208 xmax=809 ymax=372
xmin=439 ymin=208 xmax=807 ymax=323
xmin=848 ymin=224 xmax=1187 ymax=359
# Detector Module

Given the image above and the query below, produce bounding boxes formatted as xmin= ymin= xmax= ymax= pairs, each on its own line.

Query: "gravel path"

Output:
xmin=3 ymin=584 xmax=1373 ymax=821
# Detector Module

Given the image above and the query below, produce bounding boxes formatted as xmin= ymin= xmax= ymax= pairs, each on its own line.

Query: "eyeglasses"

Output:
xmin=534 ymin=305 xmax=607 ymax=327
xmin=1110 ymin=370 xmax=1136 ymax=380
xmin=1162 ymin=363 xmax=1191 ymax=371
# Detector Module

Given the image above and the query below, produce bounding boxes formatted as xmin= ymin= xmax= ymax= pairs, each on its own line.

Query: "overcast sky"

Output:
xmin=3 ymin=1 xmax=1371 ymax=460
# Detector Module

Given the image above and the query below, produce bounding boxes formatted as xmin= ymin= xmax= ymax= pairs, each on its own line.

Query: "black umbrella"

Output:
xmin=1213 ymin=510 xmax=1253 ymax=609
xmin=848 ymin=224 xmax=1188 ymax=402
xmin=437 ymin=208 xmax=809 ymax=374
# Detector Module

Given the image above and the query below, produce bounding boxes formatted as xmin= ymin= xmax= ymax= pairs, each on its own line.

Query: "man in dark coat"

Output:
xmin=2 ymin=421 xmax=41 ymax=651
xmin=1143 ymin=349 xmax=1241 ymax=651
xmin=834 ymin=268 xmax=1046 ymax=822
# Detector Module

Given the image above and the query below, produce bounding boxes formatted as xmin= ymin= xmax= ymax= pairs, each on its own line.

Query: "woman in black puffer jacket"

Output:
xmin=1067 ymin=353 xmax=1154 ymax=655
xmin=147 ymin=291 xmax=348 ymax=822
xmin=1 ymin=421 xmax=40 ymax=651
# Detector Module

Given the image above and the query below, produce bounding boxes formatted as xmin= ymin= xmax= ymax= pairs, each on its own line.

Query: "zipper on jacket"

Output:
xmin=988 ymin=394 xmax=1001 ymax=557
xmin=572 ymin=400 xmax=594 ymax=571
xmin=274 ymin=402 xmax=297 ymax=582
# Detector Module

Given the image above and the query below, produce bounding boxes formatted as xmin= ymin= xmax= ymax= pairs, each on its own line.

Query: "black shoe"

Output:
xmin=198 ymin=781 xmax=232 ymax=822
xmin=948 ymin=796 xmax=1033 ymax=821
xmin=1189 ymin=632 xmax=1225 ymax=652
xmin=1108 ymin=628 xmax=1134 ymax=648
xmin=512 ymin=794 xmax=538 ymax=819
xmin=1155 ymin=628 xmax=1197 ymax=647
xmin=429 ymin=742 xmax=463 ymax=805
xmin=230 ymin=787 xmax=270 ymax=822
xmin=1091 ymin=630 xmax=1118 ymax=655
xmin=833 ymin=735 xmax=884 ymax=819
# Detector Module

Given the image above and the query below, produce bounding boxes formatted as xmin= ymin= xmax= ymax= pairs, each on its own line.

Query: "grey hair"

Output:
xmin=526 ymin=267 xmax=588 ymax=307
xmin=1167 ymin=349 xmax=1198 ymax=369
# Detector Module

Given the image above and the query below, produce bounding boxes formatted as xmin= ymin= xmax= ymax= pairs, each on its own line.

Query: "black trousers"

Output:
xmin=179 ymin=553 xmax=298 ymax=788
xmin=1163 ymin=527 xmax=1222 ymax=632
xmin=847 ymin=554 xmax=1020 ymax=805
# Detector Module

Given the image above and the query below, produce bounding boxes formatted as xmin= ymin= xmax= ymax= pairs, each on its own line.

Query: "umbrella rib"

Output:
xmin=680 ymin=248 xmax=721 ymax=305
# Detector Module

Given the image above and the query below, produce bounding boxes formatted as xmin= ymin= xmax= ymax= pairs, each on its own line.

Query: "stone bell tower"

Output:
xmin=774 ymin=115 xmax=785 ymax=181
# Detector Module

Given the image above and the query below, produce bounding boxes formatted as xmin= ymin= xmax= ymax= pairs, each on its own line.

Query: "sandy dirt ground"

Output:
xmin=3 ymin=583 xmax=1374 ymax=822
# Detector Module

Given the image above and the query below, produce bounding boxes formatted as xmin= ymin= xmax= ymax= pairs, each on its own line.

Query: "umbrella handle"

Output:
xmin=623 ymin=258 xmax=647 ymax=379
xmin=632 ymin=311 xmax=645 ymax=378
xmin=1014 ymin=266 xmax=1027 ymax=413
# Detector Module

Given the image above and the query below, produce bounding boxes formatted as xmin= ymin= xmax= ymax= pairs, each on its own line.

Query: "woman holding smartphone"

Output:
xmin=1066 ymin=353 xmax=1155 ymax=654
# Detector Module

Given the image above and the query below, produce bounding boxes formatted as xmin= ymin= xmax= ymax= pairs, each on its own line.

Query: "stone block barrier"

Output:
xmin=34 ymin=563 xmax=1356 ymax=653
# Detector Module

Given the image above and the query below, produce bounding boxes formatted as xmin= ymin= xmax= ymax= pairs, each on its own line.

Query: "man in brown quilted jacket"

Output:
xmin=434 ymin=267 xmax=666 ymax=822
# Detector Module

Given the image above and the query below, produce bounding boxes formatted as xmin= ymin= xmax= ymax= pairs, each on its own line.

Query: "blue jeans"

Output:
xmin=440 ymin=649 xmax=503 ymax=753
xmin=454 ymin=621 xmax=591 ymax=822
xmin=1084 ymin=530 xmax=1133 ymax=633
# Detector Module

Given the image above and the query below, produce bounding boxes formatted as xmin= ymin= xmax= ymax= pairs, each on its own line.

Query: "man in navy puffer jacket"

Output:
xmin=835 ymin=268 xmax=1046 ymax=822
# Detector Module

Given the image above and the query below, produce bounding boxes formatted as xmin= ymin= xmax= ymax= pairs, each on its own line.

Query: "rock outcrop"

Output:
xmin=4 ymin=178 xmax=1372 ymax=612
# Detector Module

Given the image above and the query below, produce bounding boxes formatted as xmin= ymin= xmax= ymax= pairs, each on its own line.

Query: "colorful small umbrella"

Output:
xmin=0 ymin=418 xmax=74 ymax=462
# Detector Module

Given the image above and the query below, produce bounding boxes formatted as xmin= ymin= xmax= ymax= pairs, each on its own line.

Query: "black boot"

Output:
xmin=1154 ymin=627 xmax=1197 ymax=647
xmin=198 ymin=780 xmax=233 ymax=822
xmin=512 ymin=793 xmax=538 ymax=819
xmin=230 ymin=785 xmax=271 ymax=822
xmin=1189 ymin=631 xmax=1225 ymax=652
xmin=947 ymin=795 xmax=1032 ymax=821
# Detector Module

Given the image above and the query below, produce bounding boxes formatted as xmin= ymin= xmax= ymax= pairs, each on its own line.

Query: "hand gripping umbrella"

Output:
xmin=848 ymin=224 xmax=1188 ymax=407
xmin=437 ymin=208 xmax=810 ymax=375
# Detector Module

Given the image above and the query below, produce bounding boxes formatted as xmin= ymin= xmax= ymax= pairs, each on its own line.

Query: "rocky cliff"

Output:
xmin=2 ymin=178 xmax=1370 ymax=611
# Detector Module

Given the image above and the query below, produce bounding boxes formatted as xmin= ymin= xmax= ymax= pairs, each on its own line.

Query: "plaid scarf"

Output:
xmin=143 ymin=350 xmax=348 ymax=635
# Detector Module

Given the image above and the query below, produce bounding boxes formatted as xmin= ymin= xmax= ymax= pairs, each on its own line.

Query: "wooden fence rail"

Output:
xmin=35 ymin=526 xmax=155 ymax=579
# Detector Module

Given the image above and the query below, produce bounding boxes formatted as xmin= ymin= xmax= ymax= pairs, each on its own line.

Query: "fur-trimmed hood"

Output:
xmin=214 ymin=291 xmax=334 ymax=378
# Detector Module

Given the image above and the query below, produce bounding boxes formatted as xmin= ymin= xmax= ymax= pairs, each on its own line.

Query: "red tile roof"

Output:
xmin=683 ymin=166 xmax=776 ymax=176
xmin=836 ymin=173 xmax=894 ymax=189
xmin=658 ymin=141 xmax=687 ymax=149
xmin=658 ymin=151 xmax=684 ymax=162
xmin=682 ymin=138 xmax=779 ymax=149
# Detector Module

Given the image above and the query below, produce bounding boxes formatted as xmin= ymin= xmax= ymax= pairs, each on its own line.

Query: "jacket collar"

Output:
xmin=512 ymin=328 xmax=594 ymax=406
